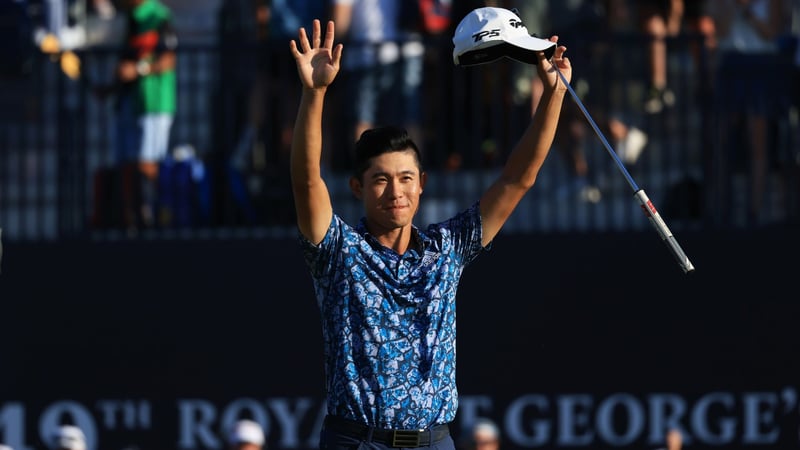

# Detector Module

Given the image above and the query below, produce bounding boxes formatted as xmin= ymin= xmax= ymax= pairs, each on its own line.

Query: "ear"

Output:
xmin=349 ymin=176 xmax=362 ymax=199
xmin=420 ymin=171 xmax=427 ymax=192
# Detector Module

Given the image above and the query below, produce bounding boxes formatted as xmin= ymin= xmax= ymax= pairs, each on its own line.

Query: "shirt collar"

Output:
xmin=356 ymin=217 xmax=428 ymax=257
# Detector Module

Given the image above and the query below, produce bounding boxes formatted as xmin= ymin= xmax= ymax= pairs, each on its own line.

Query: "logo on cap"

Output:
xmin=472 ymin=29 xmax=500 ymax=42
xmin=509 ymin=19 xmax=524 ymax=29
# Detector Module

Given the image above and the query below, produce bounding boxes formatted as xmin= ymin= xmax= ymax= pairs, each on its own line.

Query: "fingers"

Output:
xmin=553 ymin=45 xmax=567 ymax=61
xmin=294 ymin=19 xmax=334 ymax=56
xmin=312 ymin=19 xmax=322 ymax=48
xmin=323 ymin=20 xmax=335 ymax=50
xmin=298 ymin=26 xmax=311 ymax=53
xmin=332 ymin=43 xmax=343 ymax=68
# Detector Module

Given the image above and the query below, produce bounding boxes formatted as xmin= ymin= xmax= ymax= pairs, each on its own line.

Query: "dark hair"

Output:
xmin=353 ymin=126 xmax=422 ymax=180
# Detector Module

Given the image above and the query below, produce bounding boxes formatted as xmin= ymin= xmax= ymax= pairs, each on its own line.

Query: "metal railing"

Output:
xmin=1 ymin=32 xmax=798 ymax=242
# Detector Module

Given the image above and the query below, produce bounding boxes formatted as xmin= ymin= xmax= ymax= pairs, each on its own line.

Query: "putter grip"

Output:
xmin=634 ymin=190 xmax=695 ymax=274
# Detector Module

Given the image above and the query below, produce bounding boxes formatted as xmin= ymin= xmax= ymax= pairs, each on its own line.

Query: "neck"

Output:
xmin=368 ymin=222 xmax=415 ymax=255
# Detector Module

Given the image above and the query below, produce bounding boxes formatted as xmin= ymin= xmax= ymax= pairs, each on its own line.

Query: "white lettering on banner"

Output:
xmin=266 ymin=397 xmax=311 ymax=448
xmin=646 ymin=393 xmax=687 ymax=444
xmin=742 ymin=392 xmax=780 ymax=444
xmin=177 ymin=399 xmax=218 ymax=448
xmin=96 ymin=400 xmax=150 ymax=430
xmin=506 ymin=395 xmax=549 ymax=446
xmin=691 ymin=392 xmax=737 ymax=444
xmin=39 ymin=401 xmax=98 ymax=450
xmin=469 ymin=388 xmax=798 ymax=447
xmin=595 ymin=394 xmax=644 ymax=446
xmin=176 ymin=398 xmax=326 ymax=450
xmin=1 ymin=388 xmax=798 ymax=449
xmin=0 ymin=403 xmax=32 ymax=450
xmin=556 ymin=394 xmax=593 ymax=446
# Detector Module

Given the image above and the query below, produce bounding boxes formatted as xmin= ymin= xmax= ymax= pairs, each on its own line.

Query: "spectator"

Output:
xmin=513 ymin=0 xmax=605 ymax=201
xmin=34 ymin=0 xmax=86 ymax=52
xmin=680 ymin=1 xmax=717 ymax=106
xmin=639 ymin=0 xmax=683 ymax=114
xmin=227 ymin=419 xmax=265 ymax=450
xmin=48 ymin=425 xmax=87 ymax=450
xmin=444 ymin=0 xmax=506 ymax=171
xmin=331 ymin=0 xmax=426 ymax=166
xmin=513 ymin=0 xmax=645 ymax=201
xmin=289 ymin=12 xmax=569 ymax=449
xmin=220 ymin=0 xmax=327 ymax=225
xmin=463 ymin=418 xmax=501 ymax=450
xmin=655 ymin=428 xmax=683 ymax=450
xmin=707 ymin=0 xmax=793 ymax=226
xmin=116 ymin=0 xmax=177 ymax=229
xmin=636 ymin=0 xmax=717 ymax=114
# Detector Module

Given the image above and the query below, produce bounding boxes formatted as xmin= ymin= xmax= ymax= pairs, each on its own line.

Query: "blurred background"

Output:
xmin=1 ymin=1 xmax=799 ymax=450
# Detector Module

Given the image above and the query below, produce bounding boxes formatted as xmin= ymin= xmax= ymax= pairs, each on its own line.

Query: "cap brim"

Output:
xmin=456 ymin=41 xmax=555 ymax=66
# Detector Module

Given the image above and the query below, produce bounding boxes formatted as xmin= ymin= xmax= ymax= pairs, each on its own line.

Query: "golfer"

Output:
xmin=289 ymin=15 xmax=571 ymax=450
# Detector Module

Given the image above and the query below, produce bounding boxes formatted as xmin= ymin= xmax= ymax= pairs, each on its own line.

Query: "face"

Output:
xmin=350 ymin=150 xmax=426 ymax=234
xmin=666 ymin=429 xmax=682 ymax=450
xmin=473 ymin=431 xmax=499 ymax=450
xmin=231 ymin=444 xmax=261 ymax=450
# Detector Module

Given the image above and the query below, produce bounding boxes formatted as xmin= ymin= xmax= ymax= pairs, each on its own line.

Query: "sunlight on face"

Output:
xmin=353 ymin=150 xmax=425 ymax=232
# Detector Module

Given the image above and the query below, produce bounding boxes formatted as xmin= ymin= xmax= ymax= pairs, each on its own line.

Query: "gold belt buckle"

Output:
xmin=391 ymin=429 xmax=422 ymax=447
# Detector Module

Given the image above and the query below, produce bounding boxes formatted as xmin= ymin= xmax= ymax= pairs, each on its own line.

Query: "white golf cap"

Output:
xmin=51 ymin=425 xmax=86 ymax=450
xmin=228 ymin=420 xmax=265 ymax=446
xmin=453 ymin=7 xmax=556 ymax=66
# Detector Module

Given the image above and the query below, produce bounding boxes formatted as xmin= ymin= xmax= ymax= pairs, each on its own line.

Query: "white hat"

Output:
xmin=51 ymin=425 xmax=86 ymax=450
xmin=472 ymin=418 xmax=500 ymax=440
xmin=453 ymin=7 xmax=556 ymax=66
xmin=228 ymin=420 xmax=265 ymax=446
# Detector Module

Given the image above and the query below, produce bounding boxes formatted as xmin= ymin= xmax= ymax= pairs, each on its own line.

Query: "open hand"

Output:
xmin=289 ymin=19 xmax=343 ymax=90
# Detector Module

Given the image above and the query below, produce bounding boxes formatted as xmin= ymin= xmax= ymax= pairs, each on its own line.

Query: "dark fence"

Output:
xmin=1 ymin=32 xmax=798 ymax=242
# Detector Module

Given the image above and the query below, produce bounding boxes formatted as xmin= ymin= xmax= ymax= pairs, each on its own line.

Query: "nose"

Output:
xmin=386 ymin=179 xmax=403 ymax=198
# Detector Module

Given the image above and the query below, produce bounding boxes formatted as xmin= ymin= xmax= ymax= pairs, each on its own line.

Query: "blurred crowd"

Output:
xmin=1 ymin=0 xmax=798 ymax=231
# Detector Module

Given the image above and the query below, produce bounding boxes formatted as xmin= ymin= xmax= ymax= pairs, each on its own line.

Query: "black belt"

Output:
xmin=323 ymin=415 xmax=450 ymax=448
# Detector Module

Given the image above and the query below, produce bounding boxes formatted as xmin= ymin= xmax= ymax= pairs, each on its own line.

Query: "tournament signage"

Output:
xmin=2 ymin=388 xmax=798 ymax=450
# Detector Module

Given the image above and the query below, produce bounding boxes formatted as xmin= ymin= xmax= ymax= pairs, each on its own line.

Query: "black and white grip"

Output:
xmin=635 ymin=190 xmax=695 ymax=273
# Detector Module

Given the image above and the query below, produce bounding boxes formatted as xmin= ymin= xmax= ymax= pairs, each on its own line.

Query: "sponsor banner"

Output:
xmin=3 ymin=388 xmax=798 ymax=450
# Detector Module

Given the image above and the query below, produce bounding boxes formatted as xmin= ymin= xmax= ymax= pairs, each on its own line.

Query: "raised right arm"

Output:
xmin=289 ymin=20 xmax=343 ymax=244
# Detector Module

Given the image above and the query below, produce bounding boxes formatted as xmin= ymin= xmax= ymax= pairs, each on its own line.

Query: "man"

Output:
xmin=288 ymin=11 xmax=570 ymax=450
xmin=465 ymin=418 xmax=501 ymax=450
xmin=331 ymin=0 xmax=426 ymax=155
xmin=227 ymin=419 xmax=265 ymax=450
xmin=655 ymin=428 xmax=682 ymax=450
xmin=49 ymin=425 xmax=87 ymax=450
xmin=117 ymin=0 xmax=177 ymax=228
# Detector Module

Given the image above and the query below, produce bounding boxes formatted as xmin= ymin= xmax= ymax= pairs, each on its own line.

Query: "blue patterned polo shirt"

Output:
xmin=300 ymin=201 xmax=487 ymax=430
